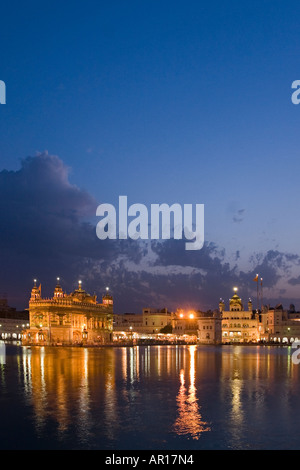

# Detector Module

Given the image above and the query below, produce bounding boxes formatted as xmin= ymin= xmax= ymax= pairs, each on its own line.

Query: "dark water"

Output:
xmin=0 ymin=343 xmax=299 ymax=450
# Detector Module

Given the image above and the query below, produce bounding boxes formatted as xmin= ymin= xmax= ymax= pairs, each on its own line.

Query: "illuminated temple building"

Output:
xmin=219 ymin=290 xmax=300 ymax=344
xmin=21 ymin=279 xmax=300 ymax=347
xmin=219 ymin=290 xmax=259 ymax=343
xmin=22 ymin=279 xmax=113 ymax=346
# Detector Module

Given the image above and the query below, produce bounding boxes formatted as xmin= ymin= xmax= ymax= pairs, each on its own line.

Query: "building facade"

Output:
xmin=113 ymin=313 xmax=143 ymax=332
xmin=197 ymin=310 xmax=222 ymax=344
xmin=142 ymin=308 xmax=172 ymax=334
xmin=220 ymin=291 xmax=259 ymax=343
xmin=172 ymin=309 xmax=199 ymax=339
xmin=22 ymin=280 xmax=113 ymax=346
xmin=260 ymin=304 xmax=300 ymax=343
xmin=0 ymin=298 xmax=29 ymax=341
xmin=113 ymin=294 xmax=300 ymax=345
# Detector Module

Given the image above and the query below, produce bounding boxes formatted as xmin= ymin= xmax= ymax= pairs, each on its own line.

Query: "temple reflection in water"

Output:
xmin=20 ymin=345 xmax=212 ymax=443
xmin=14 ymin=344 xmax=300 ymax=449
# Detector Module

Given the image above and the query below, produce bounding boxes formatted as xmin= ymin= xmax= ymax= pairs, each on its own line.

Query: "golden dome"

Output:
xmin=230 ymin=293 xmax=242 ymax=304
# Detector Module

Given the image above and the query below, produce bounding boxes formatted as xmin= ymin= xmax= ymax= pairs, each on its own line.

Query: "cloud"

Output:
xmin=288 ymin=275 xmax=300 ymax=286
xmin=248 ymin=250 xmax=300 ymax=287
xmin=233 ymin=208 xmax=245 ymax=223
xmin=0 ymin=152 xmax=143 ymax=305
xmin=0 ymin=151 xmax=141 ymax=261
xmin=226 ymin=202 xmax=246 ymax=223
xmin=1 ymin=152 xmax=300 ymax=313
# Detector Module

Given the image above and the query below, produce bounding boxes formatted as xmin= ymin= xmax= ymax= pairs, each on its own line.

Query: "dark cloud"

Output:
xmin=0 ymin=152 xmax=97 ymax=257
xmin=0 ymin=152 xmax=142 ymax=305
xmin=232 ymin=208 xmax=245 ymax=223
xmin=0 ymin=151 xmax=146 ymax=262
xmin=248 ymin=250 xmax=300 ymax=288
xmin=1 ymin=153 xmax=300 ymax=313
xmin=288 ymin=275 xmax=300 ymax=286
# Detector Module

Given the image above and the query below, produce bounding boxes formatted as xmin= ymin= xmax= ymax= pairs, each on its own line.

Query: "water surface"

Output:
xmin=0 ymin=343 xmax=299 ymax=450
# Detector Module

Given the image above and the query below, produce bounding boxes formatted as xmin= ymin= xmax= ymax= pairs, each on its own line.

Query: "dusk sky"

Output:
xmin=1 ymin=0 xmax=300 ymax=312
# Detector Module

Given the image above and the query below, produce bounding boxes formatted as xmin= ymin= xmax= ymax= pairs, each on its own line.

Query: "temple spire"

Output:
xmin=30 ymin=279 xmax=41 ymax=301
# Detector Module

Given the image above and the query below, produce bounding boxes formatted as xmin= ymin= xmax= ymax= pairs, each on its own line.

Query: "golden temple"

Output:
xmin=22 ymin=279 xmax=113 ymax=346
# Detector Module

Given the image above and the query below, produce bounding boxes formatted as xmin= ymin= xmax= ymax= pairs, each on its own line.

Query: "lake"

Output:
xmin=0 ymin=343 xmax=299 ymax=450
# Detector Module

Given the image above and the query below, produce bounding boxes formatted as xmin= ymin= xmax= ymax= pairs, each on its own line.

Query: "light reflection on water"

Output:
xmin=173 ymin=345 xmax=210 ymax=439
xmin=1 ymin=344 xmax=300 ymax=449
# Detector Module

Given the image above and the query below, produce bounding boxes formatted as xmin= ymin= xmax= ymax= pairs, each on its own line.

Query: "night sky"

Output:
xmin=1 ymin=0 xmax=300 ymax=313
